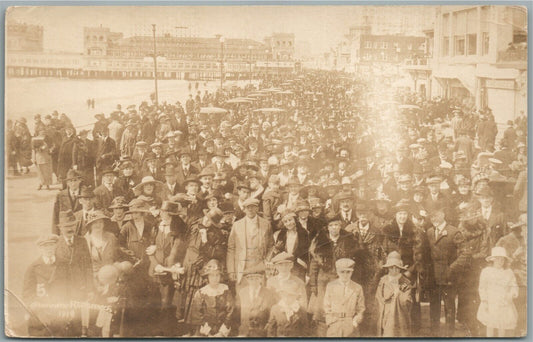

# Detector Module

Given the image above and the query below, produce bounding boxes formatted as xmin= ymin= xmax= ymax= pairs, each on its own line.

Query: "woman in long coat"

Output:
xmin=32 ymin=131 xmax=53 ymax=190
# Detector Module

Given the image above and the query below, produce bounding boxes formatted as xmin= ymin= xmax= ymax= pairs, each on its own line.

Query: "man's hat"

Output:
xmin=475 ymin=185 xmax=493 ymax=197
xmin=66 ymin=169 xmax=83 ymax=181
xmin=308 ymin=196 xmax=324 ymax=209
xmin=336 ymin=190 xmax=354 ymax=202
xmin=183 ymin=176 xmax=201 ymax=187
xmin=144 ymin=152 xmax=158 ymax=162
xmin=58 ymin=210 xmax=78 ymax=227
xmin=242 ymin=198 xmax=260 ymax=208
xmin=394 ymin=199 xmax=411 ymax=213
xmin=426 ymin=176 xmax=442 ymax=185
xmin=295 ymin=200 xmax=310 ymax=212
xmin=78 ymin=187 xmax=95 ymax=198
xmin=335 ymin=258 xmax=355 ymax=271
xmin=219 ymin=201 xmax=234 ymax=214
xmin=94 ymin=113 xmax=105 ymax=120
xmin=161 ymin=201 xmax=181 ymax=215
xmin=109 ymin=196 xmax=129 ymax=209
xmin=135 ymin=141 xmax=148 ymax=148
xmin=198 ymin=167 xmax=215 ymax=178
xmin=205 ymin=208 xmax=224 ymax=227
xmin=101 ymin=169 xmax=118 ymax=177
xmin=36 ymin=234 xmax=60 ymax=247
xmin=127 ymin=198 xmax=151 ymax=214
xmin=271 ymin=251 xmax=294 ymax=265
xmin=151 ymin=142 xmax=163 ymax=149
xmin=236 ymin=180 xmax=252 ymax=191
xmin=356 ymin=201 xmax=372 ymax=212
xmin=398 ymin=174 xmax=412 ymax=184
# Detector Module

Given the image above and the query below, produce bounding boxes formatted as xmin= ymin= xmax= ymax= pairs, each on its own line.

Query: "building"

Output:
xmin=6 ymin=21 xmax=44 ymax=52
xmin=426 ymin=5 xmax=527 ymax=123
xmin=353 ymin=6 xmax=436 ymax=37
xmin=6 ymin=25 xmax=296 ymax=80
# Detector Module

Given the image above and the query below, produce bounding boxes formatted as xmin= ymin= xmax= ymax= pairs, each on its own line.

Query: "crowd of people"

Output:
xmin=16 ymin=70 xmax=527 ymax=338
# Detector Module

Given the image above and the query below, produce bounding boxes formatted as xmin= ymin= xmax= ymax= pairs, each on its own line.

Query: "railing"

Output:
xmin=497 ymin=48 xmax=527 ymax=62
xmin=403 ymin=57 xmax=431 ymax=68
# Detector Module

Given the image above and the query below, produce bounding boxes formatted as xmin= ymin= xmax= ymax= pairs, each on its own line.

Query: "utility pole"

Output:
xmin=152 ymin=24 xmax=158 ymax=106
xmin=219 ymin=36 xmax=225 ymax=89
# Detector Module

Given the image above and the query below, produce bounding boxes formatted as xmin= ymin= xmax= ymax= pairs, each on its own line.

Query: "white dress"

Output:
xmin=477 ymin=266 xmax=518 ymax=329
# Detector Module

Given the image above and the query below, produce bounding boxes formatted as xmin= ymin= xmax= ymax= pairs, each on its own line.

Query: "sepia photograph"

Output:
xmin=4 ymin=4 xmax=528 ymax=338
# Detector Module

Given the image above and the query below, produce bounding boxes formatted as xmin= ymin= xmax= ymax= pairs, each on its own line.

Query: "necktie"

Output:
xmin=67 ymin=237 xmax=74 ymax=246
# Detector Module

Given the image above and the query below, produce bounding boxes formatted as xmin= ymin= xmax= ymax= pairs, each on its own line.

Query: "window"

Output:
xmin=482 ymin=32 xmax=489 ymax=55
xmin=454 ymin=36 xmax=465 ymax=55
xmin=408 ymin=44 xmax=413 ymax=50
xmin=467 ymin=33 xmax=477 ymax=55
xmin=364 ymin=41 xmax=372 ymax=48
xmin=442 ymin=37 xmax=450 ymax=56
xmin=382 ymin=42 xmax=389 ymax=49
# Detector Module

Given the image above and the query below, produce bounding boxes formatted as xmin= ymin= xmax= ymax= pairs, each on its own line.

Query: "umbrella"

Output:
xmin=253 ymin=108 xmax=285 ymax=113
xmin=225 ymin=98 xmax=252 ymax=104
xmin=247 ymin=93 xmax=269 ymax=98
xmin=199 ymin=107 xmax=228 ymax=115
xmin=399 ymin=104 xmax=421 ymax=110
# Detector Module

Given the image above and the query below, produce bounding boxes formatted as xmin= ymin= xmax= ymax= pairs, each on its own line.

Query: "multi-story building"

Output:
xmin=7 ymin=26 xmax=296 ymax=80
xmin=6 ymin=21 xmax=44 ymax=52
xmin=425 ymin=5 xmax=527 ymax=123
xmin=354 ymin=6 xmax=436 ymax=37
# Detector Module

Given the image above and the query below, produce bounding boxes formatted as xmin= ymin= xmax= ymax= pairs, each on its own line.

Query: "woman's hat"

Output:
xmin=161 ymin=201 xmax=181 ymax=215
xmin=201 ymin=259 xmax=223 ymax=276
xmin=109 ymin=196 xmax=129 ymax=209
xmin=127 ymin=198 xmax=150 ymax=213
xmin=486 ymin=246 xmax=512 ymax=262
xmin=382 ymin=251 xmax=407 ymax=270
xmin=86 ymin=210 xmax=110 ymax=227
xmin=133 ymin=176 xmax=164 ymax=193
xmin=205 ymin=208 xmax=224 ymax=227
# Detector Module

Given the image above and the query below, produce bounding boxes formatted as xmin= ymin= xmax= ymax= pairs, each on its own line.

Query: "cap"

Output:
xmin=36 ymin=234 xmax=60 ymax=247
xmin=242 ymin=198 xmax=260 ymax=208
xmin=335 ymin=258 xmax=355 ymax=271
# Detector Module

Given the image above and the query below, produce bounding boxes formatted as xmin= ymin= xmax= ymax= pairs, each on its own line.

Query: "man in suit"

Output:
xmin=52 ymin=170 xmax=83 ymax=234
xmin=161 ymin=167 xmax=180 ymax=201
xmin=140 ymin=152 xmax=163 ymax=181
xmin=332 ymin=191 xmax=358 ymax=229
xmin=74 ymin=187 xmax=97 ymax=236
xmin=426 ymin=206 xmax=467 ymax=337
xmin=475 ymin=185 xmax=506 ymax=248
xmin=94 ymin=169 xmax=119 ymax=216
xmin=175 ymin=149 xmax=199 ymax=187
xmin=266 ymin=252 xmax=308 ymax=309
xmin=227 ymin=198 xmax=273 ymax=286
xmin=323 ymin=258 xmax=365 ymax=337
xmin=232 ymin=181 xmax=252 ymax=221
xmin=423 ymin=176 xmax=451 ymax=219
xmin=56 ymin=126 xmax=78 ymax=185
xmin=95 ymin=127 xmax=117 ymax=181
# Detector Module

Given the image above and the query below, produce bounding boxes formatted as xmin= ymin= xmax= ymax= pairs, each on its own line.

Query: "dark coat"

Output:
xmin=23 ymin=257 xmax=66 ymax=304
xmin=55 ymin=236 xmax=94 ymax=299
xmin=94 ymin=184 xmax=120 ymax=216
xmin=52 ymin=188 xmax=82 ymax=234
xmin=382 ymin=219 xmax=417 ymax=267
xmin=95 ymin=137 xmax=117 ymax=171
xmin=266 ymin=304 xmax=309 ymax=337
xmin=271 ymin=227 xmax=310 ymax=280
xmin=57 ymin=135 xmax=78 ymax=180
xmin=426 ymin=223 xmax=467 ymax=285
xmin=295 ymin=216 xmax=323 ymax=241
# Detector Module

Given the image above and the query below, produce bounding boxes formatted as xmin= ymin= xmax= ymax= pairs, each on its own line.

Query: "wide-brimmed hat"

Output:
xmin=161 ymin=201 xmax=181 ymax=215
xmin=486 ymin=246 xmax=512 ymax=262
xmin=198 ymin=167 xmax=215 ymax=178
xmin=133 ymin=176 xmax=164 ymax=193
xmin=86 ymin=210 xmax=110 ymax=227
xmin=382 ymin=251 xmax=407 ymax=270
xmin=127 ymin=198 xmax=151 ymax=214
xmin=271 ymin=251 xmax=294 ymax=265
xmin=109 ymin=196 xmax=129 ymax=209
xmin=58 ymin=210 xmax=78 ymax=228
xmin=201 ymin=259 xmax=223 ymax=276
xmin=65 ymin=169 xmax=83 ymax=181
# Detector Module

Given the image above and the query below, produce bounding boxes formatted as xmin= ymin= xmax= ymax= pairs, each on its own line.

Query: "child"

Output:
xmin=189 ymin=259 xmax=234 ymax=337
xmin=477 ymin=247 xmax=518 ymax=337
xmin=375 ymin=251 xmax=412 ymax=337
xmin=323 ymin=258 xmax=365 ymax=337
xmin=266 ymin=280 xmax=309 ymax=337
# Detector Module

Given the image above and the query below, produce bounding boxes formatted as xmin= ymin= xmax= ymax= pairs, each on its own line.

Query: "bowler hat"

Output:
xmin=66 ymin=169 xmax=83 ymax=181
xmin=36 ymin=234 xmax=59 ymax=247
xmin=160 ymin=201 xmax=181 ymax=215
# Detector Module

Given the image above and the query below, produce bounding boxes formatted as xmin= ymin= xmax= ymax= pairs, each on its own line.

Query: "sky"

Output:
xmin=6 ymin=5 xmax=430 ymax=55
